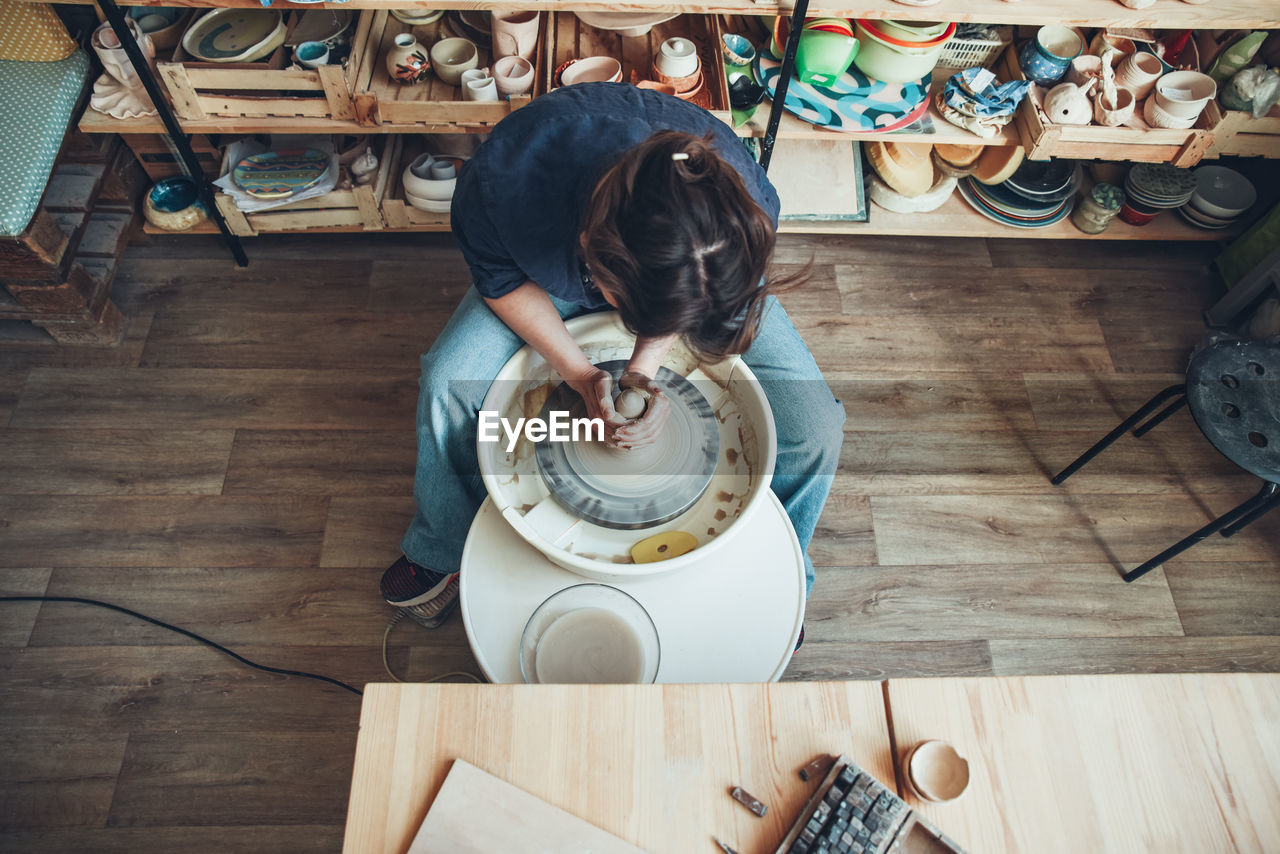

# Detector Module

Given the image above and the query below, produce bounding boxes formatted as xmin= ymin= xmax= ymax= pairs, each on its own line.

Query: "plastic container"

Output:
xmin=853 ymin=19 xmax=954 ymax=83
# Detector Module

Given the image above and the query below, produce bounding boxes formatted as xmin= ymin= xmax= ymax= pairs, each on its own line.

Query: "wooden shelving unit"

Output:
xmin=53 ymin=0 xmax=1280 ymax=240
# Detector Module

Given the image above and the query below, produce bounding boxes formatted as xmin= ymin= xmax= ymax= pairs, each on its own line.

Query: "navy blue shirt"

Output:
xmin=449 ymin=82 xmax=780 ymax=309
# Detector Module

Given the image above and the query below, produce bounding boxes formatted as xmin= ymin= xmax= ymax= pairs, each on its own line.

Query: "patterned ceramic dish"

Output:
xmin=755 ymin=52 xmax=931 ymax=133
xmin=232 ymin=148 xmax=329 ymax=199
xmin=182 ymin=9 xmax=285 ymax=63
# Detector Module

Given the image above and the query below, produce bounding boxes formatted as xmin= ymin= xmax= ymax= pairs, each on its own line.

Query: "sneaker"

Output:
xmin=380 ymin=555 xmax=459 ymax=629
xmin=793 ymin=625 xmax=805 ymax=654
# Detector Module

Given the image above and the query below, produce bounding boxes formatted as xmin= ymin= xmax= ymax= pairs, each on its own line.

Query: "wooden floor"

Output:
xmin=1 ymin=232 xmax=1277 ymax=851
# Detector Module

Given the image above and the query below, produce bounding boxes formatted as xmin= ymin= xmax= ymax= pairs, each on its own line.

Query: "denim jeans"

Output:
xmin=401 ymin=289 xmax=845 ymax=595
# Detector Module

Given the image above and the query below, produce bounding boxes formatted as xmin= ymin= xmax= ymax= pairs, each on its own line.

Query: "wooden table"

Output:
xmin=342 ymin=675 xmax=1280 ymax=854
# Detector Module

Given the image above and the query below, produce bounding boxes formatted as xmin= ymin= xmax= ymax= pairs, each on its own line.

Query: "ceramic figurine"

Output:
xmin=1044 ymin=80 xmax=1095 ymax=124
xmin=385 ymin=33 xmax=429 ymax=84
xmin=89 ymin=19 xmax=159 ymax=119
xmin=350 ymin=150 xmax=378 ymax=185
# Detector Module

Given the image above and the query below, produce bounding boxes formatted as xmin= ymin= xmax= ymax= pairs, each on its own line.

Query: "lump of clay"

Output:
xmin=615 ymin=387 xmax=649 ymax=419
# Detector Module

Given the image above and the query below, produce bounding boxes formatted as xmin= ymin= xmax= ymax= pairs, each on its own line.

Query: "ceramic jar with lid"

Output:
xmin=1072 ymin=182 xmax=1125 ymax=234
xmin=385 ymin=33 xmax=429 ymax=84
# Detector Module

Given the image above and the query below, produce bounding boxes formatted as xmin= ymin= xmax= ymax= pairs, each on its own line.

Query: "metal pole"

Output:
xmin=759 ymin=0 xmax=810 ymax=173
xmin=97 ymin=0 xmax=249 ymax=267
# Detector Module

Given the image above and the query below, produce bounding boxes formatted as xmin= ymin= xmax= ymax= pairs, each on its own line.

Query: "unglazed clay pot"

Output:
xmin=1094 ymin=87 xmax=1134 ymax=126
xmin=491 ymin=10 xmax=539 ymax=61
xmin=385 ymin=33 xmax=429 ymax=84
xmin=493 ymin=55 xmax=534 ymax=97
xmin=430 ymin=37 xmax=480 ymax=86
xmin=1044 ymin=80 xmax=1095 ymax=125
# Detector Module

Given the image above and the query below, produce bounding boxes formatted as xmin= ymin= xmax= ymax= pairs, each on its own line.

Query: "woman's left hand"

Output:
xmin=611 ymin=371 xmax=670 ymax=449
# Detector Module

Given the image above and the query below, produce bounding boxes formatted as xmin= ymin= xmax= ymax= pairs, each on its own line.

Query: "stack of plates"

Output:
xmin=1120 ymin=163 xmax=1196 ymax=226
xmin=1178 ymin=165 xmax=1257 ymax=231
xmin=957 ymin=158 xmax=1080 ymax=229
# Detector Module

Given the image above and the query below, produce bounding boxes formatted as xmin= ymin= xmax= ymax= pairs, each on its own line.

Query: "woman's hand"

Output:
xmin=611 ymin=371 xmax=671 ymax=450
xmin=564 ymin=366 xmax=626 ymax=437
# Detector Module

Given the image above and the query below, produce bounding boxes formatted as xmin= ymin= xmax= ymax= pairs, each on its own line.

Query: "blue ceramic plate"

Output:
xmin=969 ymin=178 xmax=1069 ymax=216
xmin=755 ymin=52 xmax=931 ymax=134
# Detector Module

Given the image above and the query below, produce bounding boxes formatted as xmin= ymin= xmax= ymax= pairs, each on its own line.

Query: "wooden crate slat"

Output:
xmin=1204 ymin=101 xmax=1280 ymax=158
xmin=181 ymin=66 xmax=325 ymax=91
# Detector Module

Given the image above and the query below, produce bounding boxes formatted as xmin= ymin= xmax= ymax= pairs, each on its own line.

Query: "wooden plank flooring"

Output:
xmin=1 ymin=232 xmax=1277 ymax=851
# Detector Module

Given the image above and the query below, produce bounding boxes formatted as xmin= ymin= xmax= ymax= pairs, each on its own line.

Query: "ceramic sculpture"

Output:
xmin=1044 ymin=80 xmax=1095 ymax=124
xmin=89 ymin=19 xmax=158 ymax=119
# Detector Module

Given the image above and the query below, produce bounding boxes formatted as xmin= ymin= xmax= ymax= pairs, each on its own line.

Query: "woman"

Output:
xmin=380 ymin=82 xmax=845 ymax=629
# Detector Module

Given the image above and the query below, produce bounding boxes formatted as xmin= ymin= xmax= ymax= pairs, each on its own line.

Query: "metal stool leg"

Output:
xmin=1052 ymin=384 xmax=1187 ymax=485
xmin=1123 ymin=482 xmax=1280 ymax=582
xmin=1220 ymin=483 xmax=1280 ymax=538
xmin=1133 ymin=396 xmax=1189 ymax=437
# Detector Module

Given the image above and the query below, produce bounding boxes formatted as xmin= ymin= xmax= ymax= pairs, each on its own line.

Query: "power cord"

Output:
xmin=381 ymin=610 xmax=482 ymax=684
xmin=0 ymin=595 xmax=364 ymax=695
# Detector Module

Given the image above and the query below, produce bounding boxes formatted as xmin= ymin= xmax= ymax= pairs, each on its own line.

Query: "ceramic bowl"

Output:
xmin=636 ymin=80 xmax=677 ymax=96
xmin=403 ymin=153 xmax=467 ymax=200
xmin=390 ymin=8 xmax=443 ymax=25
xmin=721 ymin=33 xmax=756 ymax=68
xmin=854 ymin=19 xmax=951 ymax=84
xmin=651 ymin=62 xmax=701 ymax=93
xmin=182 ymin=9 xmax=285 ymax=63
xmin=130 ymin=7 xmax=190 ymax=51
xmin=518 ymin=583 xmax=660 ymax=684
xmin=404 ymin=189 xmax=451 ymax=213
xmin=1144 ymin=95 xmax=1196 ymax=129
xmin=1181 ymin=203 xmax=1237 ymax=228
xmin=561 ymin=55 xmax=622 ymax=86
xmin=1118 ymin=201 xmax=1158 ymax=226
xmin=1155 ymin=71 xmax=1216 ymax=119
xmin=493 ymin=55 xmax=534 ymax=97
xmin=572 ymin=10 xmax=679 ymax=39
xmin=144 ymin=177 xmax=207 ymax=232
xmin=905 ymin=740 xmax=970 ymax=803
xmin=1190 ymin=165 xmax=1256 ymax=218
xmin=429 ymin=37 xmax=479 ymax=86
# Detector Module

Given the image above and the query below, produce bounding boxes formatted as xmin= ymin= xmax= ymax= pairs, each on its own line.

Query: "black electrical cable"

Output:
xmin=0 ymin=595 xmax=362 ymax=696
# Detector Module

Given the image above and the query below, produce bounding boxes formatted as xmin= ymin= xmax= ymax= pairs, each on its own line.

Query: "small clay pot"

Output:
xmin=144 ymin=177 xmax=207 ymax=232
xmin=904 ymin=740 xmax=970 ymax=803
xmin=1093 ymin=87 xmax=1134 ymax=126
xmin=493 ymin=55 xmax=534 ymax=97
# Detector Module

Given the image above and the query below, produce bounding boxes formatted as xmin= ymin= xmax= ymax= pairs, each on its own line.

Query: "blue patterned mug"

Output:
xmin=1019 ymin=25 xmax=1083 ymax=85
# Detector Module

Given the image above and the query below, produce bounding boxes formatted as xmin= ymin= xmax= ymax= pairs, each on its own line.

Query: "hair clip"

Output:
xmin=671 ymin=152 xmax=690 ymax=161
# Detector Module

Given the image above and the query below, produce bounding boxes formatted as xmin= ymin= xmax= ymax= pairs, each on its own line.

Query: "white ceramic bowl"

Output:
xmin=561 ymin=55 xmax=623 ymax=86
xmin=905 ymin=740 xmax=970 ymax=803
xmin=493 ymin=55 xmax=534 ymax=96
xmin=1144 ymin=95 xmax=1196 ymax=129
xmin=1155 ymin=70 xmax=1216 ymax=119
xmin=518 ymin=583 xmax=661 ymax=684
xmin=404 ymin=189 xmax=451 ymax=213
xmin=1190 ymin=165 xmax=1256 ymax=218
xmin=430 ymin=37 xmax=479 ymax=86
xmin=477 ymin=312 xmax=777 ymax=581
xmin=402 ymin=153 xmax=466 ymax=200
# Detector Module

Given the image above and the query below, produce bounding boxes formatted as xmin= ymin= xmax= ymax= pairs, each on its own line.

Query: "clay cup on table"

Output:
xmin=904 ymin=740 xmax=970 ymax=803
xmin=430 ymin=37 xmax=480 ymax=86
xmin=560 ymin=55 xmax=622 ymax=86
xmin=491 ymin=10 xmax=540 ymax=61
xmin=493 ymin=55 xmax=534 ymax=97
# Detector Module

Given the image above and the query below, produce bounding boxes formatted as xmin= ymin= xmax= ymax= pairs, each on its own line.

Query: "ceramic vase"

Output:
xmin=386 ymin=33 xmax=429 ymax=84
xmin=90 ymin=19 xmax=158 ymax=118
xmin=491 ymin=10 xmax=539 ymax=61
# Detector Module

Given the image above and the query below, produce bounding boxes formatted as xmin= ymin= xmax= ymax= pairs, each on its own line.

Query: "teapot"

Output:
xmin=1044 ymin=79 xmax=1096 ymax=125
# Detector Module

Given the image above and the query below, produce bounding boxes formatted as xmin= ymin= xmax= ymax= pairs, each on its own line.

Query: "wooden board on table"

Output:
xmin=886 ymin=673 xmax=1280 ymax=853
xmin=408 ymin=759 xmax=645 ymax=853
xmin=341 ymin=682 xmax=894 ymax=854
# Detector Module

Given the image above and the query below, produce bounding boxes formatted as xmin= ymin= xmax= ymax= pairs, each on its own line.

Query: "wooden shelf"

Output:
xmin=37 ymin=0 xmax=1280 ymax=29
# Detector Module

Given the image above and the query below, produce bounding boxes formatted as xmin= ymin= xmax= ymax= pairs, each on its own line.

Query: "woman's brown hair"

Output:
xmin=581 ymin=130 xmax=805 ymax=362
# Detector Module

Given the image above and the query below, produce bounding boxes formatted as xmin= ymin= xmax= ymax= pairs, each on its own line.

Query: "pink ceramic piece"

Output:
xmin=491 ymin=10 xmax=540 ymax=61
xmin=560 ymin=55 xmax=622 ymax=86
xmin=385 ymin=33 xmax=429 ymax=84
xmin=636 ymin=80 xmax=677 ymax=95
xmin=493 ymin=55 xmax=534 ymax=97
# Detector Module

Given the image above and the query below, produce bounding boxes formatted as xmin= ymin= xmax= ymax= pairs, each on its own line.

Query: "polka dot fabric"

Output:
xmin=0 ymin=49 xmax=91 ymax=236
xmin=0 ymin=1 xmax=77 ymax=62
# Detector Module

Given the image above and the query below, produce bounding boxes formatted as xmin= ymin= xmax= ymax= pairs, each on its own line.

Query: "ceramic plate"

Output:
xmin=969 ymin=178 xmax=1069 ymax=216
xmin=1124 ymin=177 xmax=1192 ymax=209
xmin=286 ymin=10 xmax=353 ymax=47
xmin=573 ymin=11 xmax=680 ymax=36
xmin=183 ymin=9 xmax=285 ymax=62
xmin=1176 ymin=206 xmax=1229 ymax=230
xmin=1003 ymin=159 xmax=1080 ymax=200
xmin=755 ymin=52 xmax=931 ymax=134
xmin=959 ymin=179 xmax=1070 ymax=229
xmin=232 ymin=149 xmax=329 ymax=199
xmin=1128 ymin=163 xmax=1197 ymax=199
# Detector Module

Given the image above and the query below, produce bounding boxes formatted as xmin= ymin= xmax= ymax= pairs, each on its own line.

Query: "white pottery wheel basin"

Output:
xmin=477 ymin=312 xmax=777 ymax=581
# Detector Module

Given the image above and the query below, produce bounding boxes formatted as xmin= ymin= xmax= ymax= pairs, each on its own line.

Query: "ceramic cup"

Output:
xmin=561 ymin=55 xmax=622 ymax=86
xmin=1154 ymin=70 xmax=1217 ymax=120
xmin=1115 ymin=51 xmax=1163 ymax=100
xmin=1018 ymin=25 xmax=1083 ymax=85
xmin=721 ymin=33 xmax=756 ymax=68
xmin=1065 ymin=54 xmax=1102 ymax=87
xmin=656 ymin=37 xmax=700 ymax=79
xmin=294 ymin=40 xmax=329 ymax=68
xmin=428 ymin=159 xmax=456 ymax=180
xmin=796 ymin=28 xmax=859 ymax=85
xmin=464 ymin=74 xmax=499 ymax=102
xmin=493 ymin=55 xmax=534 ymax=97
xmin=1094 ymin=87 xmax=1135 ymax=126
xmin=407 ymin=153 xmax=435 ymax=180
xmin=430 ymin=37 xmax=480 ymax=86
xmin=491 ymin=10 xmax=540 ymax=61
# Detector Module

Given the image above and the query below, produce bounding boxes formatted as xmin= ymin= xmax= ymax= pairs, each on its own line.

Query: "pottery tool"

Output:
xmin=535 ymin=360 xmax=719 ymax=530
xmin=631 ymin=531 xmax=698 ymax=564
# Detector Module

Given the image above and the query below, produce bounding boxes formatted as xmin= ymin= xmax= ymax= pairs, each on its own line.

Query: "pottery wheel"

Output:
xmin=535 ymin=360 xmax=718 ymax=530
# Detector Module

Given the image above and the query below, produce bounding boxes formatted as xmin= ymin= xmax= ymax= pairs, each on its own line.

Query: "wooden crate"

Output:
xmin=378 ymin=135 xmax=453 ymax=231
xmin=998 ymin=46 xmax=1214 ymax=167
xmin=542 ymin=12 xmax=730 ymax=123
xmin=211 ymin=138 xmax=390 ymax=236
xmin=350 ymin=11 xmax=538 ymax=128
xmin=156 ymin=11 xmax=366 ymax=122
xmin=1204 ymin=102 xmax=1280 ymax=158
xmin=119 ymin=133 xmax=221 ymax=181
